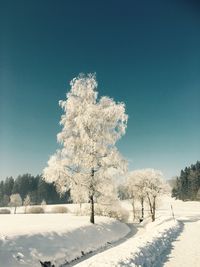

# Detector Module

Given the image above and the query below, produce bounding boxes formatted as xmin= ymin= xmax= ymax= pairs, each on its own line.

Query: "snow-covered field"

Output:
xmin=73 ymin=197 xmax=200 ymax=267
xmin=0 ymin=214 xmax=130 ymax=267
xmin=1 ymin=196 xmax=200 ymax=267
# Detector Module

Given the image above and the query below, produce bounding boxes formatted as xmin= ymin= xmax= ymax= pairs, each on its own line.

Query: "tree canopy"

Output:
xmin=43 ymin=74 xmax=128 ymax=223
xmin=172 ymin=161 xmax=200 ymax=201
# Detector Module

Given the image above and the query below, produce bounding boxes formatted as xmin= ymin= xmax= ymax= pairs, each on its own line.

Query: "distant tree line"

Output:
xmin=172 ymin=161 xmax=200 ymax=201
xmin=0 ymin=174 xmax=71 ymax=207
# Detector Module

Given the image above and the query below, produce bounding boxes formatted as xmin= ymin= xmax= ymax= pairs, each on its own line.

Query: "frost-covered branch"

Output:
xmin=43 ymin=74 xmax=128 ymax=223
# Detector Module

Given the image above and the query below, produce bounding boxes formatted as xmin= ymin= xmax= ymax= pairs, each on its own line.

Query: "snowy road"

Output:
xmin=156 ymin=198 xmax=200 ymax=267
xmin=163 ymin=220 xmax=200 ymax=267
xmin=159 ymin=218 xmax=200 ymax=267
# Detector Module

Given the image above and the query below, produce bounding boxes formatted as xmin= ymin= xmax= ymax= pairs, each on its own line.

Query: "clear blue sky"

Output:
xmin=0 ymin=0 xmax=200 ymax=180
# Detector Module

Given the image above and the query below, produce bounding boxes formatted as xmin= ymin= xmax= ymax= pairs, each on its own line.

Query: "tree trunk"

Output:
xmin=147 ymin=194 xmax=153 ymax=215
xmin=147 ymin=194 xmax=155 ymax=221
xmin=141 ymin=197 xmax=144 ymax=220
xmin=152 ymin=196 xmax=156 ymax=222
xmin=14 ymin=206 xmax=17 ymax=214
xmin=89 ymin=168 xmax=95 ymax=224
xmin=132 ymin=197 xmax=136 ymax=221
xmin=90 ymin=194 xmax=95 ymax=224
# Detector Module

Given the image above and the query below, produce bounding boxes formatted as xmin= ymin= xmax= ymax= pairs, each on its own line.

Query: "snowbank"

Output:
xmin=75 ymin=217 xmax=182 ymax=267
xmin=0 ymin=214 xmax=130 ymax=267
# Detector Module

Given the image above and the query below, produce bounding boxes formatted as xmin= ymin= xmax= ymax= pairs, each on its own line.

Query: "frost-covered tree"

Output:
xmin=96 ymin=183 xmax=129 ymax=222
xmin=41 ymin=199 xmax=47 ymax=207
xmin=117 ymin=184 xmax=129 ymax=200
xmin=127 ymin=169 xmax=168 ymax=221
xmin=97 ymin=182 xmax=119 ymax=206
xmin=70 ymin=184 xmax=88 ymax=210
xmin=142 ymin=169 xmax=168 ymax=221
xmin=23 ymin=194 xmax=31 ymax=213
xmin=43 ymin=74 xmax=128 ymax=223
xmin=126 ymin=177 xmax=137 ymax=220
xmin=127 ymin=170 xmax=147 ymax=221
xmin=9 ymin=193 xmax=22 ymax=214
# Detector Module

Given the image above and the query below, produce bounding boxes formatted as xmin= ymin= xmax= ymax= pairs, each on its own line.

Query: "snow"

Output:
xmin=74 ymin=216 xmax=180 ymax=267
xmin=73 ymin=196 xmax=200 ymax=267
xmin=157 ymin=196 xmax=200 ymax=267
xmin=0 ymin=214 xmax=130 ymax=267
xmin=162 ymin=220 xmax=200 ymax=267
xmin=1 ymin=196 xmax=200 ymax=266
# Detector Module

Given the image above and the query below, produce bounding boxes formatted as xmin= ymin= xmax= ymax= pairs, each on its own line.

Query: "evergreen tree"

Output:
xmin=0 ymin=173 xmax=71 ymax=205
xmin=4 ymin=177 xmax=14 ymax=196
xmin=172 ymin=161 xmax=200 ymax=201
xmin=0 ymin=181 xmax=4 ymax=206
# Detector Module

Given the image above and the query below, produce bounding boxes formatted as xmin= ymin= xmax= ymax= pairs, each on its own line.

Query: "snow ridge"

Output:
xmin=0 ymin=215 xmax=130 ymax=267
xmin=75 ymin=218 xmax=182 ymax=267
xmin=127 ymin=221 xmax=183 ymax=267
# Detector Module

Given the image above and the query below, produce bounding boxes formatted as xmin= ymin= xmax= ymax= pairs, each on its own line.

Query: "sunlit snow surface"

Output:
xmin=74 ymin=196 xmax=200 ymax=267
xmin=0 ymin=214 xmax=129 ymax=267
xmin=1 ymin=197 xmax=200 ymax=267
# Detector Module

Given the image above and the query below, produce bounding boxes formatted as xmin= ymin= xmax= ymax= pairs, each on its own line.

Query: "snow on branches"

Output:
xmin=127 ymin=169 xmax=169 ymax=221
xmin=43 ymin=74 xmax=128 ymax=223
xmin=9 ymin=194 xmax=22 ymax=214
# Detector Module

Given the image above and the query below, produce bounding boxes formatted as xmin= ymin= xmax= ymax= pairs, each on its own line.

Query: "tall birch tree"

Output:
xmin=43 ymin=74 xmax=128 ymax=223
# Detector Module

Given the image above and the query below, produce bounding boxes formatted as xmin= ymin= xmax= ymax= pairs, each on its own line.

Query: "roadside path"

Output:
xmin=160 ymin=218 xmax=200 ymax=267
xmin=156 ymin=197 xmax=200 ymax=267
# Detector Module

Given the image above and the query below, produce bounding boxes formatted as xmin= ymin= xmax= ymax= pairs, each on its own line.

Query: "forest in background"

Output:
xmin=172 ymin=161 xmax=200 ymax=200
xmin=0 ymin=174 xmax=70 ymax=207
xmin=1 ymin=160 xmax=199 ymax=208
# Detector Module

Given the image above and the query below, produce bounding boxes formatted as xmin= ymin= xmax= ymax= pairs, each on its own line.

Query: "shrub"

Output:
xmin=73 ymin=204 xmax=90 ymax=216
xmin=95 ymin=204 xmax=129 ymax=222
xmin=27 ymin=206 xmax=44 ymax=214
xmin=51 ymin=206 xmax=68 ymax=213
xmin=0 ymin=209 xmax=11 ymax=214
xmin=41 ymin=200 xmax=47 ymax=206
xmin=75 ymin=202 xmax=129 ymax=222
